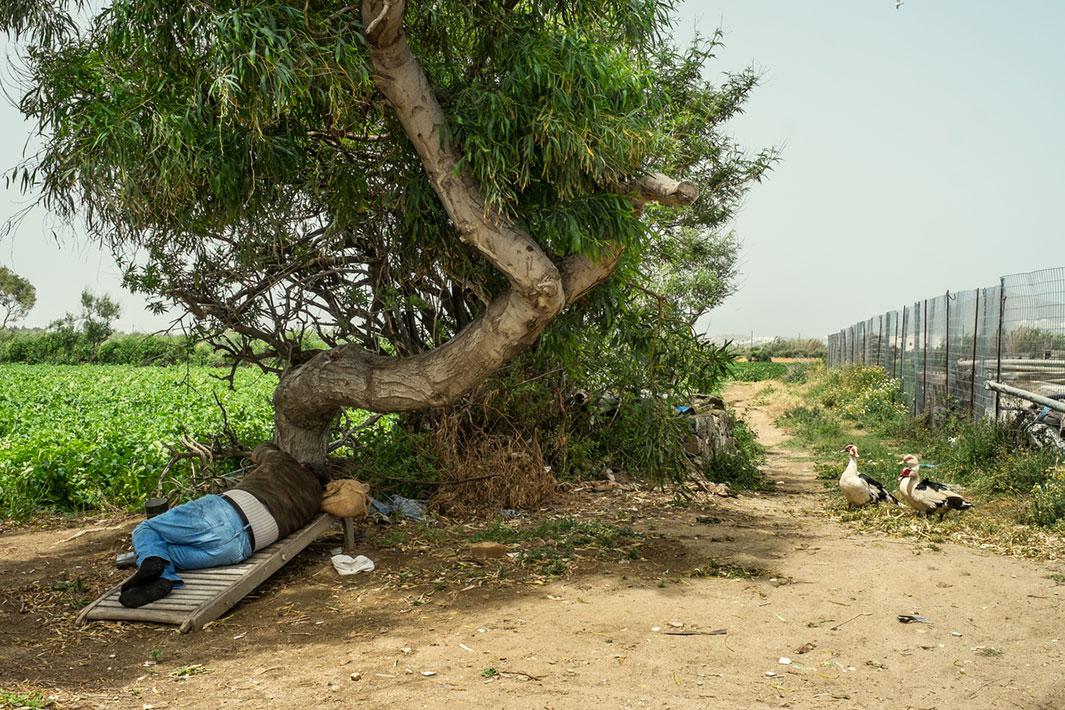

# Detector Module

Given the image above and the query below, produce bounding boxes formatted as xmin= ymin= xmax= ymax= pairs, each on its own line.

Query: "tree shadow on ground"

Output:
xmin=0 ymin=489 xmax=809 ymax=696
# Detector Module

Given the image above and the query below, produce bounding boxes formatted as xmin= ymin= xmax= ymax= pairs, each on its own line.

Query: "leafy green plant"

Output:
xmin=0 ymin=364 xmax=276 ymax=518
xmin=0 ymin=690 xmax=48 ymax=709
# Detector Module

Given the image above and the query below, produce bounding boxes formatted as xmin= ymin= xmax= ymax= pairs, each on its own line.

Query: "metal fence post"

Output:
xmin=995 ymin=278 xmax=1005 ymax=421
xmin=877 ymin=315 xmax=883 ymax=366
xmin=893 ymin=313 xmax=900 ymax=378
xmin=969 ymin=288 xmax=980 ymax=419
xmin=922 ymin=299 xmax=929 ymax=416
xmin=944 ymin=290 xmax=951 ymax=417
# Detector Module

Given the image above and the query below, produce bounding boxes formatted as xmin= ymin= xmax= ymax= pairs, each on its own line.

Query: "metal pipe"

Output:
xmin=986 ymin=380 xmax=1065 ymax=414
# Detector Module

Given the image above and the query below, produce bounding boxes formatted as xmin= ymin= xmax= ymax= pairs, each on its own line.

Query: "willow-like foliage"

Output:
xmin=5 ymin=1 xmax=772 ymax=376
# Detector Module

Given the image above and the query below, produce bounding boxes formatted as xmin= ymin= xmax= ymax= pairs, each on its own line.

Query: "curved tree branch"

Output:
xmin=272 ymin=0 xmax=697 ymax=462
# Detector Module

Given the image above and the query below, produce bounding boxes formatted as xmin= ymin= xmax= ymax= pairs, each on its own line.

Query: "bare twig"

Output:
xmin=364 ymin=1 xmax=392 ymax=36
xmin=830 ymin=612 xmax=871 ymax=631
xmin=499 ymin=669 xmax=543 ymax=681
xmin=327 ymin=412 xmax=387 ymax=452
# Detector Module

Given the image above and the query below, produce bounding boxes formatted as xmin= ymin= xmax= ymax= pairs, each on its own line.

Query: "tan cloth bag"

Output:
xmin=320 ymin=479 xmax=371 ymax=518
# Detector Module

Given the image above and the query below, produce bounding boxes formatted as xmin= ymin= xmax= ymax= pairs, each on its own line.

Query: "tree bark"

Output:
xmin=272 ymin=0 xmax=697 ymax=463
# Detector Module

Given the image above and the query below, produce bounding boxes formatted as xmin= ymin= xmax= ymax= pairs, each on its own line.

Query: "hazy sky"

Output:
xmin=1 ymin=1 xmax=1063 ymax=337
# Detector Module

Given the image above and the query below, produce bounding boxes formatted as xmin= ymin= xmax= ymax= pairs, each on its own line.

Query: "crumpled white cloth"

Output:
xmin=331 ymin=554 xmax=375 ymax=576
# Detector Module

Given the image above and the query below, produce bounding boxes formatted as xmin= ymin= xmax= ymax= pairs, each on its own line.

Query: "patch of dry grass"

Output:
xmin=834 ymin=497 xmax=1064 ymax=561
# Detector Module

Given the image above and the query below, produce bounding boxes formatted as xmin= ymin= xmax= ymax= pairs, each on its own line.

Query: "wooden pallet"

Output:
xmin=76 ymin=513 xmax=355 ymax=633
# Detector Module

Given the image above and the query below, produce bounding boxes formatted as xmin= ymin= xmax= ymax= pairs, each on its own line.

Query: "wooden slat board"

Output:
xmin=77 ymin=513 xmax=339 ymax=633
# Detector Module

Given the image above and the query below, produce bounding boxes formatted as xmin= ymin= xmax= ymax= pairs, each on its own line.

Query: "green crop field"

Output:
xmin=0 ymin=364 xmax=278 ymax=519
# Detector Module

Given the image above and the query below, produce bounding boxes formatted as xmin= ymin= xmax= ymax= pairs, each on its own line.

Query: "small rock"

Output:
xmin=470 ymin=542 xmax=508 ymax=560
xmin=421 ymin=671 xmax=437 ymax=677
xmin=951 ymin=631 xmax=963 ymax=637
xmin=651 ymin=626 xmax=661 ymax=633
xmin=668 ymin=621 xmax=684 ymax=628
xmin=764 ymin=671 xmax=777 ymax=677
xmin=778 ymin=657 xmax=792 ymax=665
xmin=350 ymin=672 xmax=362 ymax=681
xmin=795 ymin=642 xmax=816 ymax=655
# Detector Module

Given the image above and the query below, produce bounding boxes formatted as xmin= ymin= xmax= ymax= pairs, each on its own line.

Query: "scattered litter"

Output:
xmin=866 ymin=660 xmax=887 ymax=670
xmin=421 ymin=671 xmax=437 ymax=677
xmin=795 ymin=642 xmax=816 ymax=655
xmin=778 ymin=657 xmax=792 ymax=665
xmin=951 ymin=631 xmax=963 ymax=637
xmin=668 ymin=620 xmax=684 ymax=628
xmin=764 ymin=671 xmax=777 ymax=677
xmin=897 ymin=614 xmax=931 ymax=624
xmin=232 ymin=632 xmax=247 ymax=640
xmin=331 ymin=554 xmax=375 ymax=576
xmin=651 ymin=626 xmax=662 ymax=632
xmin=369 ymin=495 xmax=427 ymax=521
xmin=459 ymin=643 xmax=475 ymax=653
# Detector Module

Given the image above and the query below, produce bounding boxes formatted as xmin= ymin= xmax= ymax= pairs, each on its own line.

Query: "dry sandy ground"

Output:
xmin=3 ymin=382 xmax=1064 ymax=709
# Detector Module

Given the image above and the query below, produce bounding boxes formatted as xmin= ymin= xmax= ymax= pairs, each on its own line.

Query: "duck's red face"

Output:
xmin=899 ymin=468 xmax=913 ymax=478
xmin=841 ymin=444 xmax=858 ymax=457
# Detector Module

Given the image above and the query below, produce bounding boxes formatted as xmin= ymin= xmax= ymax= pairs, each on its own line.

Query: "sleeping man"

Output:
xmin=119 ymin=443 xmax=327 ymax=608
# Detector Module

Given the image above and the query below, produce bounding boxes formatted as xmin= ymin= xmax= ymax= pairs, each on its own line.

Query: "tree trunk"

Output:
xmin=272 ymin=0 xmax=697 ymax=464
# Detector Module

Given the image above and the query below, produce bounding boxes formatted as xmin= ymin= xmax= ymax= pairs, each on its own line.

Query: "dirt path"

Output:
xmin=4 ymin=382 xmax=1064 ymax=709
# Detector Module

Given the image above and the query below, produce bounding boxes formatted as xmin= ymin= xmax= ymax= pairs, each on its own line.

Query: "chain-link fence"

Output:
xmin=827 ymin=266 xmax=1065 ymax=423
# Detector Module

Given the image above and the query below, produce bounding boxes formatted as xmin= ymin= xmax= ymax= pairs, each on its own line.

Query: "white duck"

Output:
xmin=839 ymin=444 xmax=898 ymax=507
xmin=897 ymin=454 xmax=973 ymax=519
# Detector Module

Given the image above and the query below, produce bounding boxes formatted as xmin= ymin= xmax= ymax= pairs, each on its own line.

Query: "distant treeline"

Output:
xmin=742 ymin=337 xmax=826 ymax=362
xmin=0 ymin=329 xmax=225 ymax=366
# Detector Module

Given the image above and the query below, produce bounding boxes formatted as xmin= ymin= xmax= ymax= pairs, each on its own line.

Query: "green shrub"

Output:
xmin=1028 ymin=469 xmax=1065 ymax=529
xmin=810 ymin=365 xmax=906 ymax=426
xmin=703 ymin=417 xmax=766 ymax=489
xmin=342 ymin=419 xmax=441 ymax=500
xmin=747 ymin=348 xmax=772 ymax=363
xmin=0 ymin=330 xmax=228 ymax=366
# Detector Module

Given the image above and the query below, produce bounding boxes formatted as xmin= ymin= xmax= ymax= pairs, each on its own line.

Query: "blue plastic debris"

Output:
xmin=369 ymin=494 xmax=427 ymax=521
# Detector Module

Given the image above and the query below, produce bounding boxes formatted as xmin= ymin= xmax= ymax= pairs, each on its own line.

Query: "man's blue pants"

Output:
xmin=131 ymin=495 xmax=252 ymax=586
